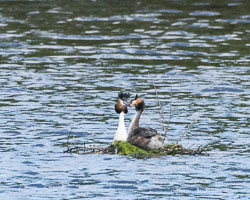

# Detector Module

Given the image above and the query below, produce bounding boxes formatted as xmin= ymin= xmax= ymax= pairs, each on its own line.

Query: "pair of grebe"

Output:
xmin=113 ymin=92 xmax=164 ymax=149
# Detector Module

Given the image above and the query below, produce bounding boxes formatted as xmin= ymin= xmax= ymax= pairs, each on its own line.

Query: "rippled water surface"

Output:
xmin=0 ymin=0 xmax=249 ymax=199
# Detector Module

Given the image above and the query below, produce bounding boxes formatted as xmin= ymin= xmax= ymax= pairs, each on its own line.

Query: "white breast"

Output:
xmin=113 ymin=111 xmax=128 ymax=142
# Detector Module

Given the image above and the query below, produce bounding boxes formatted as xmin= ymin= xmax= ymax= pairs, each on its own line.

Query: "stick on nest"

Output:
xmin=64 ymin=141 xmax=209 ymax=158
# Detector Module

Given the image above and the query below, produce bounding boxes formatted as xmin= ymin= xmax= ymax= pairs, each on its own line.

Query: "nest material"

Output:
xmin=64 ymin=141 xmax=209 ymax=158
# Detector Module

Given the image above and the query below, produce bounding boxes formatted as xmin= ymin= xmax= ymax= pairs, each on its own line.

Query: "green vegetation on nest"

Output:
xmin=113 ymin=141 xmax=150 ymax=156
xmin=111 ymin=141 xmax=187 ymax=158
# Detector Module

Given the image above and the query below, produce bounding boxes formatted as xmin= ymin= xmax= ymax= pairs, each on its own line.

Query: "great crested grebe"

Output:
xmin=113 ymin=92 xmax=131 ymax=142
xmin=127 ymin=95 xmax=164 ymax=149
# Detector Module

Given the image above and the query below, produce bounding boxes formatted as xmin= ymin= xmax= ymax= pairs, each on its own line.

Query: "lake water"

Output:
xmin=0 ymin=0 xmax=249 ymax=199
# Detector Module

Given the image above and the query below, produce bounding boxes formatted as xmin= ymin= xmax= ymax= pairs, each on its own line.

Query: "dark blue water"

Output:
xmin=0 ymin=0 xmax=249 ymax=199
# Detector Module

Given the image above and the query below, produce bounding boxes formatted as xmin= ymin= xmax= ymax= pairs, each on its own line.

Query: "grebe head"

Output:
xmin=129 ymin=94 xmax=145 ymax=111
xmin=115 ymin=92 xmax=131 ymax=114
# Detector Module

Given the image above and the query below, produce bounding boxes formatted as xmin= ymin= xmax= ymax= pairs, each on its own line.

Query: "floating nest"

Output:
xmin=64 ymin=141 xmax=209 ymax=158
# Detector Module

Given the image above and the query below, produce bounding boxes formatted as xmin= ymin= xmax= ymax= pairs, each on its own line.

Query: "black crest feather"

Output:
xmin=118 ymin=92 xmax=131 ymax=101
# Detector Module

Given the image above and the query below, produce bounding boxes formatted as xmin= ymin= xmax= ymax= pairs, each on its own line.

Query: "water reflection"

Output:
xmin=0 ymin=0 xmax=249 ymax=199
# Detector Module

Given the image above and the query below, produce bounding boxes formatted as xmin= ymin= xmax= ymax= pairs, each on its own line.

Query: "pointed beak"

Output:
xmin=122 ymin=100 xmax=132 ymax=107
xmin=124 ymin=101 xmax=130 ymax=107
xmin=127 ymin=100 xmax=134 ymax=107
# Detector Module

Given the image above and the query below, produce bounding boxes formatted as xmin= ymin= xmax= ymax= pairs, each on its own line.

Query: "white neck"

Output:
xmin=128 ymin=110 xmax=143 ymax=136
xmin=113 ymin=111 xmax=128 ymax=142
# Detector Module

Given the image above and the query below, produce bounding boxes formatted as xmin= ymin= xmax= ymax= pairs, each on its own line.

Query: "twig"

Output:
xmin=165 ymin=89 xmax=173 ymax=140
xmin=176 ymin=119 xmax=197 ymax=144
xmin=149 ymin=73 xmax=171 ymax=143
xmin=64 ymin=143 xmax=108 ymax=154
